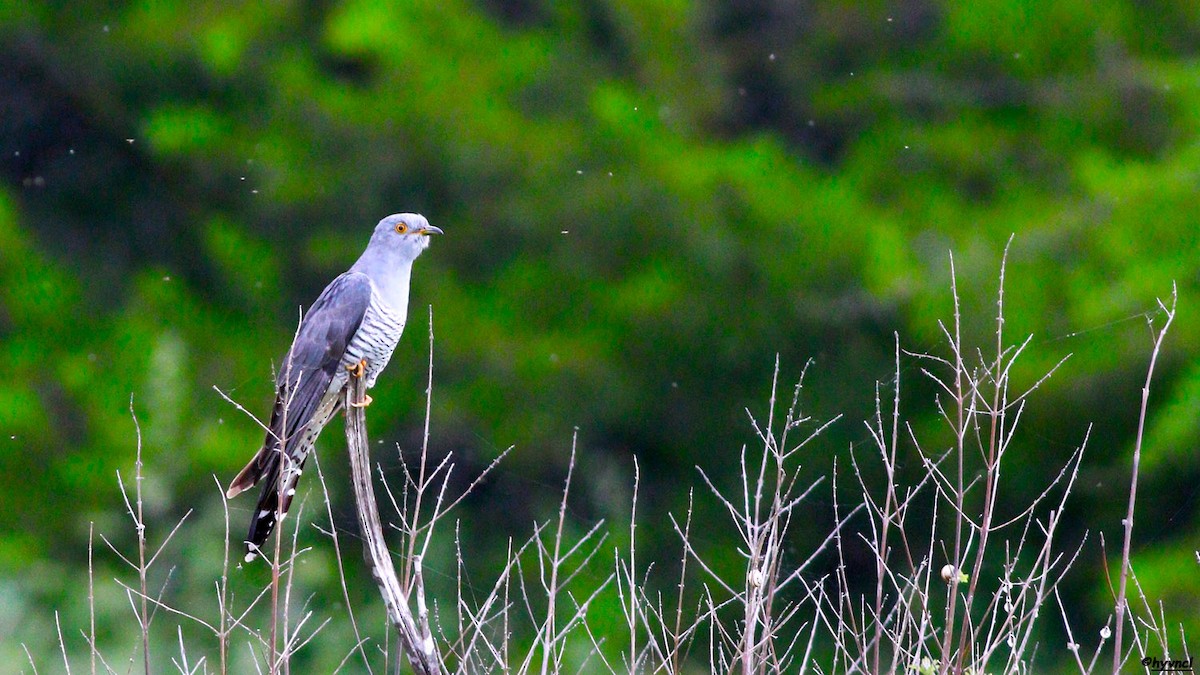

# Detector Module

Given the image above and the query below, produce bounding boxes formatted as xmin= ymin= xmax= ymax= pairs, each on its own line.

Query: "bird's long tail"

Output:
xmin=227 ymin=391 xmax=341 ymax=561
xmin=225 ymin=443 xmax=311 ymax=562
xmin=242 ymin=449 xmax=309 ymax=561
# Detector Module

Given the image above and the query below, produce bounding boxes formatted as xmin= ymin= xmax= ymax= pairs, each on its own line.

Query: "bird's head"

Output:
xmin=372 ymin=213 xmax=443 ymax=259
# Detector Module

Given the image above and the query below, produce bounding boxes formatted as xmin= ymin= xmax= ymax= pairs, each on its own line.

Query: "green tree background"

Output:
xmin=1 ymin=0 xmax=1197 ymax=670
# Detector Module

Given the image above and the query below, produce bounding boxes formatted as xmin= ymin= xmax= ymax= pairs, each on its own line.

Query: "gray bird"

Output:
xmin=226 ymin=213 xmax=442 ymax=561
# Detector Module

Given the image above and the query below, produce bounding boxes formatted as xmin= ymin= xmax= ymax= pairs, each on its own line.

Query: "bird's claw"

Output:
xmin=346 ymin=360 xmax=370 ymax=406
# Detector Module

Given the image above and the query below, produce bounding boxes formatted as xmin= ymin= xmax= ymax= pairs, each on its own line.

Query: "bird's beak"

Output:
xmin=421 ymin=225 xmax=444 ymax=236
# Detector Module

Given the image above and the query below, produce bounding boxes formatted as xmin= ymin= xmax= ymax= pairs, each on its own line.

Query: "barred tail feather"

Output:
xmin=232 ymin=386 xmax=342 ymax=561
xmin=243 ymin=448 xmax=310 ymax=561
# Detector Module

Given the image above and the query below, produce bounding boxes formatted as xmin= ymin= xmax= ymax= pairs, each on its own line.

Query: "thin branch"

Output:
xmin=1113 ymin=283 xmax=1177 ymax=671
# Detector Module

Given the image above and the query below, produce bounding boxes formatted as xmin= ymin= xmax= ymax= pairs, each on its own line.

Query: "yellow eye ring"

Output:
xmin=394 ymin=222 xmax=409 ymax=234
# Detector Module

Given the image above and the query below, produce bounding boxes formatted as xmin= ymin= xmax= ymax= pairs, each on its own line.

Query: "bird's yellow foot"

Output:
xmin=346 ymin=359 xmax=367 ymax=379
xmin=350 ymin=394 xmax=373 ymax=408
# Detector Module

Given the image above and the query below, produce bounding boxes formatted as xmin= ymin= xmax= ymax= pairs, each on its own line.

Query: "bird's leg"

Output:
xmin=347 ymin=359 xmax=372 ymax=407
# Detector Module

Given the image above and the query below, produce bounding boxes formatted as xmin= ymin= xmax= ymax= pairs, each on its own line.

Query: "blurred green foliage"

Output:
xmin=1 ymin=0 xmax=1198 ymax=669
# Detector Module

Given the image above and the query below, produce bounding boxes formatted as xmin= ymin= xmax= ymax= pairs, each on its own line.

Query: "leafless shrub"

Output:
xmin=32 ymin=263 xmax=1189 ymax=675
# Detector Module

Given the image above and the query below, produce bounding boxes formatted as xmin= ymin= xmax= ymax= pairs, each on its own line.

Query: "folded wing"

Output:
xmin=227 ymin=272 xmax=374 ymax=556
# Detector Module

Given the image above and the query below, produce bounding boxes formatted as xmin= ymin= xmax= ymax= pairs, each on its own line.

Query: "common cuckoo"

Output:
xmin=226 ymin=213 xmax=441 ymax=561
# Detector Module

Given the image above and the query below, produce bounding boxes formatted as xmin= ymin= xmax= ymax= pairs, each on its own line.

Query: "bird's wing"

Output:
xmin=273 ymin=271 xmax=374 ymax=435
xmin=229 ymin=272 xmax=374 ymax=559
xmin=226 ymin=272 xmax=373 ymax=499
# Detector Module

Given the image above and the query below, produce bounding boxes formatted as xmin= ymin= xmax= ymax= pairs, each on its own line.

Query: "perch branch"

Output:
xmin=344 ymin=374 xmax=446 ymax=675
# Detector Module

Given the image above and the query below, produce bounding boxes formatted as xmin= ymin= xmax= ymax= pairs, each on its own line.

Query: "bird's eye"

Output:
xmin=395 ymin=222 xmax=409 ymax=234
